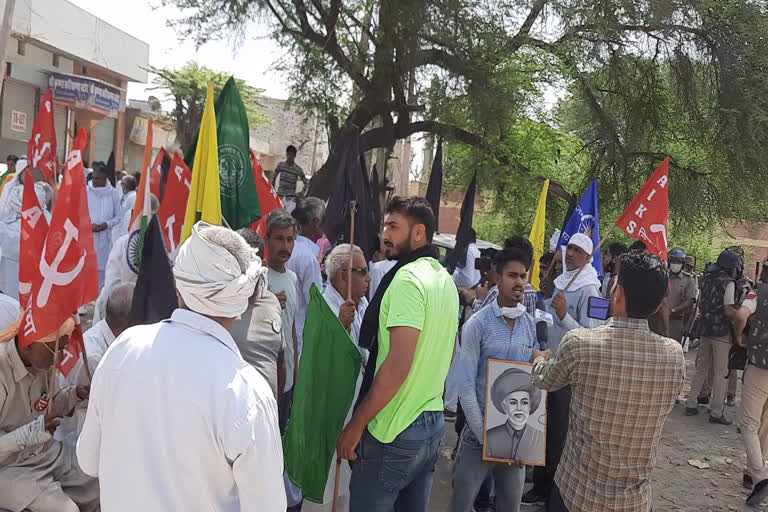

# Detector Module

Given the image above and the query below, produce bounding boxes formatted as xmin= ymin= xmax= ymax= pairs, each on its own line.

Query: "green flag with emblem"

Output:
xmin=186 ymin=77 xmax=261 ymax=228
xmin=283 ymin=284 xmax=362 ymax=503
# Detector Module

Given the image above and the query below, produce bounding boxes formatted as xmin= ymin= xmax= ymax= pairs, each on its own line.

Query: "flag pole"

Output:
xmin=46 ymin=334 xmax=61 ymax=413
xmin=346 ymin=201 xmax=357 ymax=301
xmin=561 ymin=224 xmax=617 ymax=294
xmin=77 ymin=315 xmax=92 ymax=383
xmin=332 ymin=456 xmax=342 ymax=512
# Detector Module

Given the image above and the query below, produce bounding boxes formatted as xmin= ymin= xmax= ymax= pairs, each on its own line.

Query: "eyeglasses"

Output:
xmin=344 ymin=267 xmax=369 ymax=276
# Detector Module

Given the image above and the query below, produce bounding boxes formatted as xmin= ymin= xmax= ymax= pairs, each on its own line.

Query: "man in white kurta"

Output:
xmin=93 ymin=195 xmax=159 ymax=324
xmin=307 ymin=244 xmax=371 ymax=512
xmin=56 ymin=283 xmax=135 ymax=450
xmin=286 ymin=198 xmax=325 ymax=360
xmin=0 ymin=310 xmax=98 ymax=512
xmin=86 ymin=166 xmax=121 ymax=291
xmin=77 ymin=222 xmax=286 ymax=512
xmin=0 ymin=174 xmax=51 ymax=300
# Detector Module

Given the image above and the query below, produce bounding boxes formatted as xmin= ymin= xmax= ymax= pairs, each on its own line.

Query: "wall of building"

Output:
xmin=7 ymin=0 xmax=148 ymax=82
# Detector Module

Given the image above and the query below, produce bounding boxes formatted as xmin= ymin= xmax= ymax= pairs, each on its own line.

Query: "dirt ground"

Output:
xmin=428 ymin=348 xmax=767 ymax=511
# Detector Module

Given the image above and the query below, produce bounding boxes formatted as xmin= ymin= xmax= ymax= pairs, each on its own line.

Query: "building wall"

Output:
xmin=7 ymin=0 xmax=148 ymax=82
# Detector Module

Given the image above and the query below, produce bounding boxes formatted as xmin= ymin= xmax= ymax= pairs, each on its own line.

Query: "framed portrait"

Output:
xmin=482 ymin=358 xmax=547 ymax=466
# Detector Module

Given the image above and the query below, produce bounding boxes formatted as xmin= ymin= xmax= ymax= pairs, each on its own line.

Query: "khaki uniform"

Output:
xmin=668 ymin=271 xmax=697 ymax=342
xmin=0 ymin=341 xmax=99 ymax=512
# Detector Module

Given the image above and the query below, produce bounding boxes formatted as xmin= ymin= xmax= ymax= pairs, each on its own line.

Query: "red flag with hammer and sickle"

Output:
xmin=616 ymin=156 xmax=670 ymax=260
xmin=18 ymin=171 xmax=50 ymax=308
xmin=27 ymin=89 xmax=58 ymax=182
xmin=149 ymin=147 xmax=170 ymax=199
xmin=157 ymin=152 xmax=192 ymax=255
xmin=57 ymin=316 xmax=83 ymax=377
xmin=20 ymin=128 xmax=98 ymax=347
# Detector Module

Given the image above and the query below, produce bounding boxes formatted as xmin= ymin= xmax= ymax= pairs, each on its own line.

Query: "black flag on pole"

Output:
xmin=425 ymin=138 xmax=443 ymax=230
xmin=130 ymin=215 xmax=178 ymax=326
xmin=321 ymin=127 xmax=377 ymax=259
xmin=445 ymin=171 xmax=477 ymax=273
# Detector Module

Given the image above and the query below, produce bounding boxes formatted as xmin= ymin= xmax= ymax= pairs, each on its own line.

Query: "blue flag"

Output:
xmin=557 ymin=178 xmax=603 ymax=278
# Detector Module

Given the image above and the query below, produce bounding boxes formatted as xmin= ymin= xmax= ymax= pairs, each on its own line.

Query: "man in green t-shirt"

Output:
xmin=337 ymin=196 xmax=459 ymax=512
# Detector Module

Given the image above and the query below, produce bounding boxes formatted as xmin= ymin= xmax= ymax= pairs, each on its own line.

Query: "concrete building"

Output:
xmin=0 ymin=0 xmax=148 ymax=169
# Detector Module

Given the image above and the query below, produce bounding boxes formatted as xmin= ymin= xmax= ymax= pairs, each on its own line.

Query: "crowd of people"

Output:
xmin=1 ymin=146 xmax=768 ymax=512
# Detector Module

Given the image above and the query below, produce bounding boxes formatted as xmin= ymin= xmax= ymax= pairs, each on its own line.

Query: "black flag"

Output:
xmin=445 ymin=171 xmax=477 ymax=273
xmin=425 ymin=139 xmax=443 ymax=230
xmin=368 ymin=158 xmax=381 ymax=232
xmin=362 ymin=156 xmax=382 ymax=245
xmin=321 ymin=127 xmax=376 ymax=259
xmin=130 ymin=215 xmax=178 ymax=326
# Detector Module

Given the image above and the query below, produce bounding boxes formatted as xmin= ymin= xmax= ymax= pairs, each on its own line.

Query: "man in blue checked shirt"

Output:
xmin=449 ymin=248 xmax=539 ymax=512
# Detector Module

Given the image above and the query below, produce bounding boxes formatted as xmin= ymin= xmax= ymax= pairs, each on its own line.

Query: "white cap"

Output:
xmin=15 ymin=158 xmax=28 ymax=172
xmin=567 ymin=233 xmax=593 ymax=255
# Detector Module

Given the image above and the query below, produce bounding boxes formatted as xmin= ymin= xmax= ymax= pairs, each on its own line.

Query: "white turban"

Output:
xmin=173 ymin=222 xmax=266 ymax=318
xmin=15 ymin=159 xmax=27 ymax=172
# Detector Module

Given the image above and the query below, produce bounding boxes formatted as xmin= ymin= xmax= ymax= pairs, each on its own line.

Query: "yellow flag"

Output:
xmin=528 ymin=179 xmax=549 ymax=289
xmin=182 ymin=84 xmax=222 ymax=242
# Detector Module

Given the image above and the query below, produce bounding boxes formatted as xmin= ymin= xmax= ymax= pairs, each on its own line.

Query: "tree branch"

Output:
xmin=359 ymin=119 xmax=574 ymax=203
xmin=510 ymin=0 xmax=548 ymax=48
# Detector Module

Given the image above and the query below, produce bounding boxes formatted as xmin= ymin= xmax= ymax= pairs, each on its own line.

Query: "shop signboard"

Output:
xmin=48 ymin=72 xmax=122 ymax=118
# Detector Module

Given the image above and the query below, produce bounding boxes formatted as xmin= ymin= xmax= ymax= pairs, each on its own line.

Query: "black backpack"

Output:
xmin=748 ymin=283 xmax=768 ymax=370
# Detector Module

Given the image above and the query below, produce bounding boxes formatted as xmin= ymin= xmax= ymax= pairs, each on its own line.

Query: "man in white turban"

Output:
xmin=0 ymin=167 xmax=52 ymax=300
xmin=77 ymin=222 xmax=286 ymax=512
xmin=0 ymin=305 xmax=98 ymax=512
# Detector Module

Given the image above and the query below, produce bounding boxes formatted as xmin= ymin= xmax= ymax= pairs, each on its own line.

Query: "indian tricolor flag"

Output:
xmin=129 ymin=118 xmax=154 ymax=266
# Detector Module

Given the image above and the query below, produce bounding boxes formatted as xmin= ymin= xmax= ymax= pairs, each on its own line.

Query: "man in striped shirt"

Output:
xmin=272 ymin=145 xmax=308 ymax=212
xmin=531 ymin=251 xmax=685 ymax=512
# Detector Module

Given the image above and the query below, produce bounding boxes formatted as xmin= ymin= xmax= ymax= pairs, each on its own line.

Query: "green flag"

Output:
xmin=185 ymin=77 xmax=261 ymax=229
xmin=283 ymin=284 xmax=362 ymax=503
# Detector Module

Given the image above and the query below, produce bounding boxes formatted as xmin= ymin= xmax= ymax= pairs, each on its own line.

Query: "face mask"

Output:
xmin=500 ymin=303 xmax=526 ymax=319
xmin=670 ymin=263 xmax=683 ymax=274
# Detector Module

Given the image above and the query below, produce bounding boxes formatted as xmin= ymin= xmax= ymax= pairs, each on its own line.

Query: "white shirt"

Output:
xmin=93 ymin=233 xmax=138 ymax=324
xmin=368 ymin=259 xmax=397 ymax=300
xmin=77 ymin=309 xmax=286 ymax=512
xmin=322 ymin=283 xmax=370 ymax=364
xmin=55 ymin=320 xmax=117 ymax=449
xmin=267 ymin=267 xmax=299 ymax=393
xmin=452 ymin=243 xmax=481 ymax=289
xmin=87 ymin=182 xmax=122 ymax=271
xmin=286 ymin=235 xmax=322 ymax=356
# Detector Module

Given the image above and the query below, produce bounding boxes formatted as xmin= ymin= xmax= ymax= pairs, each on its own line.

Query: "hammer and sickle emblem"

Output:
xmin=36 ymin=219 xmax=86 ymax=307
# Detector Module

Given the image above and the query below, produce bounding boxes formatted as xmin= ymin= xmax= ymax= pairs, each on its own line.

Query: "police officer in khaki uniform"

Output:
xmin=667 ymin=248 xmax=698 ymax=343
xmin=0 ymin=301 xmax=99 ymax=512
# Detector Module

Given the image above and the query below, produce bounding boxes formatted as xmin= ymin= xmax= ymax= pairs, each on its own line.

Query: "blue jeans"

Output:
xmin=449 ymin=428 xmax=525 ymax=512
xmin=350 ymin=411 xmax=445 ymax=512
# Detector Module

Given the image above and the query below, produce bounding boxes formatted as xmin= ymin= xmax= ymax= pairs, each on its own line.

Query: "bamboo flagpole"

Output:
xmin=333 ymin=200 xmax=357 ymax=512
xmin=45 ymin=335 xmax=61 ymax=414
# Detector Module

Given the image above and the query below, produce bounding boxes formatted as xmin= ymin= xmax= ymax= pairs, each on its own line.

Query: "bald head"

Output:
xmin=105 ymin=282 xmax=135 ymax=336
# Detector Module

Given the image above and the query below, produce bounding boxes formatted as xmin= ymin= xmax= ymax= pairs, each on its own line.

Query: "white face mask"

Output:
xmin=670 ymin=263 xmax=683 ymax=274
xmin=500 ymin=303 xmax=526 ymax=319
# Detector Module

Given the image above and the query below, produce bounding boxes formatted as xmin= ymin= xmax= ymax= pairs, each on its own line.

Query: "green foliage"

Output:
xmin=163 ymin=0 xmax=768 ymax=251
xmin=148 ymin=61 xmax=270 ymax=147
